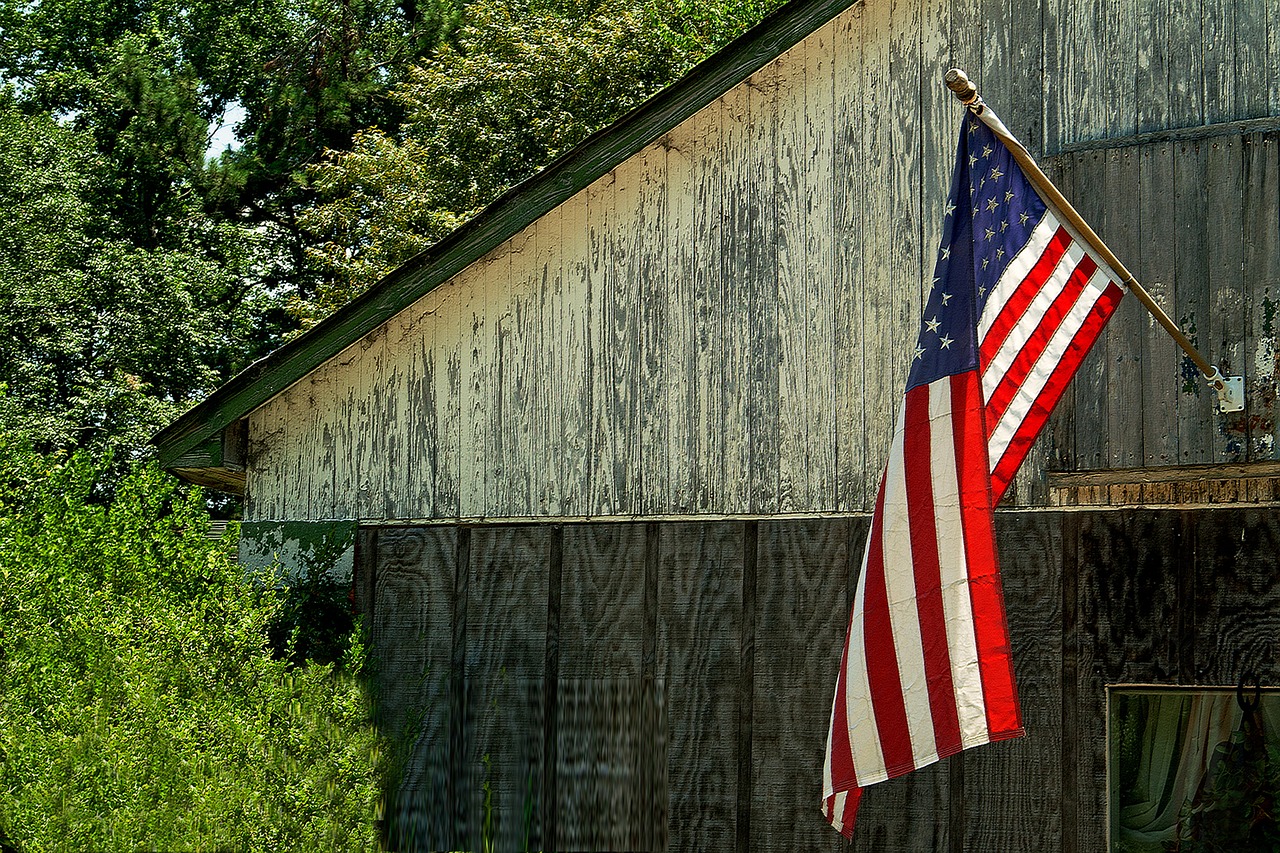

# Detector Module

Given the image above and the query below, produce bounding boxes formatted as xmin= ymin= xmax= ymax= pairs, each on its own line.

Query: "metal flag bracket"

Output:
xmin=1205 ymin=367 xmax=1245 ymax=413
xmin=944 ymin=68 xmax=1249 ymax=421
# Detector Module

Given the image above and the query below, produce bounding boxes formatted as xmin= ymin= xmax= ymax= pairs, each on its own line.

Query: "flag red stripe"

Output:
xmin=861 ymin=474 xmax=916 ymax=776
xmin=903 ymin=386 xmax=963 ymax=756
xmin=985 ymin=254 xmax=1099 ymax=425
xmin=978 ymin=226 xmax=1073 ymax=367
xmin=828 ymin=622 xmax=857 ymax=790
xmin=990 ymin=282 xmax=1124 ymax=502
xmin=951 ymin=372 xmax=1022 ymax=736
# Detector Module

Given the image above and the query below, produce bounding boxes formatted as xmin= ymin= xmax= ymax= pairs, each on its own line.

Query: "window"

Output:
xmin=1109 ymin=685 xmax=1280 ymax=852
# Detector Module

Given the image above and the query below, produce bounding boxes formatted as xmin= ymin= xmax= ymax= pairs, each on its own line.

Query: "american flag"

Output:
xmin=822 ymin=111 xmax=1124 ymax=836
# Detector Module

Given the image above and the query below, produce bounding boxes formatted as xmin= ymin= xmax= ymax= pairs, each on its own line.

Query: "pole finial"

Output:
xmin=945 ymin=68 xmax=979 ymax=106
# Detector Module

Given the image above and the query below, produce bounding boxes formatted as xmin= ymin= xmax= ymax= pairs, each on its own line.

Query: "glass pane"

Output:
xmin=1109 ymin=688 xmax=1280 ymax=852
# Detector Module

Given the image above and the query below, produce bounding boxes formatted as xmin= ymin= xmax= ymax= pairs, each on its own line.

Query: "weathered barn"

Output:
xmin=155 ymin=0 xmax=1280 ymax=849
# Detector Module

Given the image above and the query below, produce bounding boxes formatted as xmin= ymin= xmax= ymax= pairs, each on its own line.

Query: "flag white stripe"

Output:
xmin=987 ymin=266 xmax=1115 ymax=465
xmin=980 ymin=241 xmax=1088 ymax=397
xmin=928 ymin=380 xmax=988 ymax=746
xmin=977 ymin=212 xmax=1062 ymax=341
xmin=846 ymin=528 xmax=884 ymax=785
xmin=882 ymin=411 xmax=937 ymax=771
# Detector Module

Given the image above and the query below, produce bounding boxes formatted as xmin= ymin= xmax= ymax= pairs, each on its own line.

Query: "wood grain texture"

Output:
xmin=832 ymin=1 xmax=867 ymax=512
xmin=373 ymin=526 xmax=458 ymax=849
xmin=1074 ymin=511 xmax=1181 ymax=852
xmin=1206 ymin=135 xmax=1247 ymax=462
xmin=242 ymin=0 xmax=1280 ymax=523
xmin=963 ymin=513 xmax=1064 ymax=852
xmin=1173 ymin=140 xmax=1215 ymax=464
xmin=775 ymin=40 xmax=811 ymax=514
xmin=1192 ymin=508 xmax=1280 ymax=685
xmin=1069 ymin=151 xmax=1109 ymax=470
xmin=1242 ymin=132 xmax=1280 ymax=461
xmin=1104 ymin=146 xmax=1144 ymax=469
xmin=1139 ymin=143 xmax=1179 ymax=466
xmin=750 ymin=519 xmax=851 ymax=852
xmin=637 ymin=144 xmax=671 ymax=516
xmin=656 ymin=521 xmax=744 ymax=850
xmin=559 ymin=523 xmax=647 ymax=679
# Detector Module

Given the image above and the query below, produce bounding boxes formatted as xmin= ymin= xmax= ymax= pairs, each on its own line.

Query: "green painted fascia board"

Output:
xmin=153 ymin=0 xmax=861 ymax=469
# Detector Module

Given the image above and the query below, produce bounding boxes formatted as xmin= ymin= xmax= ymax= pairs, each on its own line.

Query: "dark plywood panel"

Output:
xmin=462 ymin=526 xmax=551 ymax=852
xmin=555 ymin=677 xmax=666 ymax=852
xmin=964 ymin=512 xmax=1064 ymax=852
xmin=373 ymin=526 xmax=459 ymax=850
xmin=1074 ymin=511 xmax=1181 ymax=853
xmin=750 ymin=518 xmax=853 ymax=852
xmin=656 ymin=521 xmax=744 ymax=850
xmin=1193 ymin=508 xmax=1280 ymax=685
xmin=559 ymin=523 xmax=647 ymax=679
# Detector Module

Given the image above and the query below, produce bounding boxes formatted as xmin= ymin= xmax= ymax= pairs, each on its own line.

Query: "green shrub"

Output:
xmin=0 ymin=440 xmax=385 ymax=851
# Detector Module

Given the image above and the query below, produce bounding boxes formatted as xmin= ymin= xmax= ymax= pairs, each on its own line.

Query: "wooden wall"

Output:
xmin=245 ymin=0 xmax=1280 ymax=522
xmin=362 ymin=508 xmax=1280 ymax=852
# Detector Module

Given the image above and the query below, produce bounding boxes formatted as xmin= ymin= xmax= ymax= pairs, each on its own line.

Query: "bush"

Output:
xmin=0 ymin=440 xmax=385 ymax=851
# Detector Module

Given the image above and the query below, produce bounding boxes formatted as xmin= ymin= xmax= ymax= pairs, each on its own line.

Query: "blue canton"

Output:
xmin=906 ymin=114 xmax=1049 ymax=391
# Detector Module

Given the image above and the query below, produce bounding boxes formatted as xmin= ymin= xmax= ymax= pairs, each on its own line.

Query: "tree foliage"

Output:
xmin=0 ymin=441 xmax=384 ymax=850
xmin=298 ymin=0 xmax=784 ymax=322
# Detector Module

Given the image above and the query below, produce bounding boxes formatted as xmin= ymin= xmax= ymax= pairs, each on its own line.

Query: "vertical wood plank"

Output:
xmin=356 ymin=327 xmax=388 ymax=520
xmin=690 ymin=96 xmax=725 ymax=513
xmin=1167 ymin=0 xmax=1206 ymax=128
xmin=638 ymin=144 xmax=671 ymax=515
xmin=1270 ymin=2 xmax=1280 ymax=118
xmin=1193 ymin=509 xmax=1280 ymax=684
xmin=722 ymin=80 xmax=753 ymax=514
xmin=1071 ymin=151 xmax=1109 ymax=469
xmin=498 ymin=232 xmax=533 ymax=517
xmin=1205 ymin=135 xmax=1247 ymax=462
xmin=559 ymin=190 xmax=592 ymax=517
xmin=382 ymin=309 xmax=413 ymax=520
xmin=611 ymin=158 xmax=643 ymax=517
xmin=963 ymin=513 xmax=1064 ymax=852
xmin=1135 ymin=0 xmax=1172 ymax=134
xmin=1074 ymin=511 xmax=1181 ymax=852
xmin=1139 ymin=143 xmax=1180 ymax=466
xmin=657 ymin=521 xmax=743 ymax=850
xmin=748 ymin=65 xmax=781 ymax=516
xmin=833 ymin=2 xmax=867 ymax=512
xmin=665 ymin=125 xmax=697 ymax=514
xmin=459 ymin=257 xmax=492 ymax=518
xmin=776 ymin=40 xmax=810 ymax=513
xmin=805 ymin=19 xmax=837 ymax=512
xmin=861 ymin=0 xmax=901 ymax=498
xmin=1235 ymin=0 xmax=1269 ymax=119
xmin=374 ymin=526 xmax=458 ymax=849
xmin=1104 ymin=146 xmax=1144 ymax=469
xmin=434 ymin=281 xmax=465 ymax=519
xmin=1201 ymin=0 xmax=1236 ymax=125
xmin=465 ymin=526 xmax=550 ymax=852
xmin=1174 ymin=140 xmax=1214 ymax=463
xmin=559 ymin=524 xmax=646 ymax=679
xmin=308 ymin=364 xmax=339 ymax=519
xmin=1242 ymin=132 xmax=1280 ymax=461
xmin=534 ymin=212 xmax=564 ymax=517
xmin=1007 ymin=0 xmax=1044 ymax=153
xmin=331 ymin=346 xmax=362 ymax=519
xmin=750 ymin=519 xmax=850 ymax=852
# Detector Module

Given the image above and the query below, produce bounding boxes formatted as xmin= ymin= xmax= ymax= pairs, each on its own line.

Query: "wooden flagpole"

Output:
xmin=944 ymin=68 xmax=1243 ymax=411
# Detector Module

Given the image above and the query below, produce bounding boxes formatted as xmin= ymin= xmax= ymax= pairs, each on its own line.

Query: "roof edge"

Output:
xmin=154 ymin=0 xmax=861 ymax=469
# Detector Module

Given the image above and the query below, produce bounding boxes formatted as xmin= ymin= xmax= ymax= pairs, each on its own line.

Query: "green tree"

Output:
xmin=0 ymin=441 xmax=384 ymax=850
xmin=298 ymin=0 xmax=784 ymax=322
